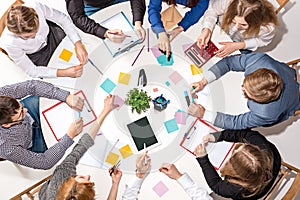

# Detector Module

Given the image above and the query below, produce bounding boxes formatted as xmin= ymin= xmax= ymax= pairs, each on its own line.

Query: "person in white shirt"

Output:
xmin=0 ymin=1 xmax=88 ymax=78
xmin=198 ymin=0 xmax=278 ymax=57
xmin=159 ymin=163 xmax=213 ymax=200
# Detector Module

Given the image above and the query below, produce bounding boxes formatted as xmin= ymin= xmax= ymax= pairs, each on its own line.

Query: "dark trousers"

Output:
xmin=27 ymin=20 xmax=66 ymax=66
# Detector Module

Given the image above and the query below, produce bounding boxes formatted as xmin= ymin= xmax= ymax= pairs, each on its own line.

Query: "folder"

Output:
xmin=42 ymin=90 xmax=97 ymax=141
xmin=100 ymin=12 xmax=141 ymax=57
xmin=180 ymin=118 xmax=234 ymax=170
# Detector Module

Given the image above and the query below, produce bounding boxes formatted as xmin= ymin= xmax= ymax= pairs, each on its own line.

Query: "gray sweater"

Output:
xmin=38 ymin=133 xmax=94 ymax=200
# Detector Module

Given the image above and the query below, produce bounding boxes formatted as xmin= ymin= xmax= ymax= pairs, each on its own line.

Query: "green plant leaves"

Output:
xmin=125 ymin=88 xmax=151 ymax=114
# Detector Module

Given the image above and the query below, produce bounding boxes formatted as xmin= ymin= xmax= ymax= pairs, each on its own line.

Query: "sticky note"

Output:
xmin=118 ymin=72 xmax=131 ymax=85
xmin=157 ymin=54 xmax=174 ymax=66
xmin=165 ymin=81 xmax=170 ymax=86
xmin=59 ymin=48 xmax=73 ymax=62
xmin=150 ymin=46 xmax=163 ymax=58
xmin=153 ymin=88 xmax=158 ymax=92
xmin=119 ymin=144 xmax=133 ymax=159
xmin=105 ymin=152 xmax=119 ymax=166
xmin=164 ymin=118 xmax=179 ymax=133
xmin=113 ymin=95 xmax=125 ymax=109
xmin=169 ymin=71 xmax=183 ymax=84
xmin=175 ymin=111 xmax=187 ymax=125
xmin=152 ymin=181 xmax=169 ymax=197
xmin=182 ymin=43 xmax=193 ymax=52
xmin=100 ymin=78 xmax=116 ymax=94
xmin=190 ymin=64 xmax=203 ymax=75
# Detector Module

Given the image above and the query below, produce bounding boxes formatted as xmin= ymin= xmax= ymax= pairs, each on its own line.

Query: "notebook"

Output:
xmin=184 ymin=41 xmax=219 ymax=68
xmin=180 ymin=118 xmax=234 ymax=170
xmin=100 ymin=11 xmax=141 ymax=57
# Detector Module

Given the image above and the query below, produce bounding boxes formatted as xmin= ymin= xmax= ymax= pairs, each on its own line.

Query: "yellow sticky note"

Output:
xmin=119 ymin=144 xmax=133 ymax=159
xmin=118 ymin=72 xmax=131 ymax=85
xmin=190 ymin=64 xmax=202 ymax=75
xmin=105 ymin=152 xmax=119 ymax=165
xmin=59 ymin=48 xmax=73 ymax=62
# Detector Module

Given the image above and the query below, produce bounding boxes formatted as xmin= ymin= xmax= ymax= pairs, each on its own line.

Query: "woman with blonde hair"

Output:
xmin=194 ymin=129 xmax=281 ymax=199
xmin=198 ymin=0 xmax=278 ymax=57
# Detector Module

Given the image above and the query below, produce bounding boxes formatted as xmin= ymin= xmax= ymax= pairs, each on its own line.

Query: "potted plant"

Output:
xmin=125 ymin=88 xmax=151 ymax=114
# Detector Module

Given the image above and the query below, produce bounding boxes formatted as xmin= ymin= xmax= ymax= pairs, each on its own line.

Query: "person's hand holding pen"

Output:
xmin=190 ymin=78 xmax=208 ymax=99
xmin=109 ymin=161 xmax=122 ymax=184
xmin=197 ymin=28 xmax=212 ymax=49
xmin=157 ymin=31 xmax=171 ymax=58
xmin=159 ymin=163 xmax=183 ymax=180
xmin=136 ymin=151 xmax=151 ymax=178
xmin=105 ymin=29 xmax=126 ymax=43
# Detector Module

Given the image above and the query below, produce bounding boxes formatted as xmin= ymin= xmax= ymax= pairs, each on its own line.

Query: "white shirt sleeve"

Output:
xmin=177 ymin=173 xmax=213 ymax=200
xmin=122 ymin=175 xmax=146 ymax=200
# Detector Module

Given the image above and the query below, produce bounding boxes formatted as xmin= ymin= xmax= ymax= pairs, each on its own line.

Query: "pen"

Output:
xmin=108 ymin=32 xmax=131 ymax=37
xmin=88 ymin=58 xmax=103 ymax=75
xmin=184 ymin=90 xmax=191 ymax=106
xmin=78 ymin=111 xmax=81 ymax=118
xmin=110 ymin=160 xmax=121 ymax=176
xmin=83 ymin=99 xmax=91 ymax=112
xmin=191 ymin=86 xmax=195 ymax=103
xmin=143 ymin=143 xmax=147 ymax=165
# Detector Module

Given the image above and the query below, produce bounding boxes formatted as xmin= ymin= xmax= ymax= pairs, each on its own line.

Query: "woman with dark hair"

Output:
xmin=148 ymin=0 xmax=209 ymax=57
xmin=198 ymin=0 xmax=278 ymax=57
xmin=194 ymin=129 xmax=281 ymax=199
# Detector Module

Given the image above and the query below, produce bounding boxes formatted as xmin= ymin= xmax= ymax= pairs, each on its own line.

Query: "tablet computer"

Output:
xmin=127 ymin=116 xmax=160 ymax=152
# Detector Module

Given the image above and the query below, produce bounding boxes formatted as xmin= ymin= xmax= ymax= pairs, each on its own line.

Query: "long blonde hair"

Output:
xmin=6 ymin=5 xmax=39 ymax=34
xmin=55 ymin=176 xmax=95 ymax=200
xmin=221 ymin=0 xmax=278 ymax=38
xmin=220 ymin=143 xmax=273 ymax=198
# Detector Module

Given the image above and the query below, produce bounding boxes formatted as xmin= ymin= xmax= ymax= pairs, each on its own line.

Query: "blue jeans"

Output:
xmin=84 ymin=0 xmax=129 ymax=16
xmin=21 ymin=96 xmax=47 ymax=153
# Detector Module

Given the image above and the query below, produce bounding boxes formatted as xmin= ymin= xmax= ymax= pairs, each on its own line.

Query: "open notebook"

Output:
xmin=180 ymin=118 xmax=234 ymax=170
xmin=100 ymin=11 xmax=141 ymax=57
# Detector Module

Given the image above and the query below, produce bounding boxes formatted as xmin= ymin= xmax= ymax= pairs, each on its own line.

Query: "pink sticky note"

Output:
xmin=150 ymin=46 xmax=163 ymax=58
xmin=152 ymin=181 xmax=169 ymax=197
xmin=182 ymin=43 xmax=193 ymax=52
xmin=175 ymin=111 xmax=187 ymax=125
xmin=113 ymin=95 xmax=124 ymax=109
xmin=153 ymin=88 xmax=158 ymax=92
xmin=169 ymin=71 xmax=183 ymax=84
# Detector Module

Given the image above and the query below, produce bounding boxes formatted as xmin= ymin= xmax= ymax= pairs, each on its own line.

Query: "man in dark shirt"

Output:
xmin=65 ymin=0 xmax=146 ymax=43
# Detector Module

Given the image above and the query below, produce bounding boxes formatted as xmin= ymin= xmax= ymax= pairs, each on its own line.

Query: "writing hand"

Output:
xmin=105 ymin=29 xmax=126 ymax=43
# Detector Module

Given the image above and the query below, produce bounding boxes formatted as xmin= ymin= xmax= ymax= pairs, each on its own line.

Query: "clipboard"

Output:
xmin=42 ymin=90 xmax=97 ymax=141
xmin=184 ymin=41 xmax=219 ymax=68
xmin=100 ymin=11 xmax=141 ymax=57
xmin=180 ymin=118 xmax=234 ymax=170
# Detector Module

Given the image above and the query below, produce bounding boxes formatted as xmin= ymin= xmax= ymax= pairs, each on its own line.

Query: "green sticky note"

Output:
xmin=164 ymin=118 xmax=179 ymax=133
xmin=100 ymin=78 xmax=116 ymax=94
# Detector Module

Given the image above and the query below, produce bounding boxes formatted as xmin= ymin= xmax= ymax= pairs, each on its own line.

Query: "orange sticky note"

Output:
xmin=105 ymin=152 xmax=119 ymax=165
xmin=119 ymin=144 xmax=133 ymax=159
xmin=118 ymin=72 xmax=131 ymax=85
xmin=190 ymin=64 xmax=202 ymax=75
xmin=59 ymin=48 xmax=73 ymax=62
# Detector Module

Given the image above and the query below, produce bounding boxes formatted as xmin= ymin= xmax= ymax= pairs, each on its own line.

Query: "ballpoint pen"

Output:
xmin=108 ymin=32 xmax=131 ymax=37
xmin=109 ymin=160 xmax=121 ymax=176
xmin=143 ymin=143 xmax=147 ymax=165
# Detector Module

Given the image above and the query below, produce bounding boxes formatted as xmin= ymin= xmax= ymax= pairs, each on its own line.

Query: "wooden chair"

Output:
xmin=10 ymin=175 xmax=51 ymax=200
xmin=286 ymin=58 xmax=300 ymax=116
xmin=275 ymin=0 xmax=289 ymax=14
xmin=264 ymin=161 xmax=300 ymax=200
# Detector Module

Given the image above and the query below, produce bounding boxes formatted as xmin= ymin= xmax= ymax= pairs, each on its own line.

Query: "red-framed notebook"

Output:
xmin=184 ymin=41 xmax=219 ymax=68
xmin=180 ymin=118 xmax=234 ymax=170
xmin=42 ymin=90 xmax=97 ymax=141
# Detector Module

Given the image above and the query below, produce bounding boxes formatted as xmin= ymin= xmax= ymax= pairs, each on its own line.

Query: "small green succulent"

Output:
xmin=125 ymin=88 xmax=151 ymax=114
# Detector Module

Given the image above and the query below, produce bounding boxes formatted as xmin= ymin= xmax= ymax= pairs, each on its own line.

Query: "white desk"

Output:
xmin=40 ymin=2 xmax=245 ymax=199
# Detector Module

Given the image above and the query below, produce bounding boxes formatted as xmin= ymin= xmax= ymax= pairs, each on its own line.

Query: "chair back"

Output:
xmin=275 ymin=0 xmax=289 ymax=14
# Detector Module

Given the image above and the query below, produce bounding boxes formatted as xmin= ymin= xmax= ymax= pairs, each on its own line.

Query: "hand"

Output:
xmin=66 ymin=94 xmax=84 ymax=111
xmin=136 ymin=151 xmax=151 ymax=177
xmin=188 ymin=103 xmax=205 ymax=118
xmin=105 ymin=29 xmax=126 ymax=43
xmin=159 ymin=163 xmax=183 ymax=180
xmin=74 ymin=41 xmax=88 ymax=65
xmin=197 ymin=28 xmax=212 ymax=48
xmin=57 ymin=64 xmax=83 ymax=78
xmin=194 ymin=143 xmax=207 ymax=157
xmin=216 ymin=41 xmax=245 ymax=58
xmin=157 ymin=32 xmax=171 ymax=57
xmin=134 ymin=21 xmax=146 ymax=42
xmin=190 ymin=78 xmax=208 ymax=98
xmin=109 ymin=167 xmax=122 ymax=184
xmin=103 ymin=94 xmax=119 ymax=114
xmin=67 ymin=118 xmax=83 ymax=139
xmin=202 ymin=134 xmax=215 ymax=144
xmin=167 ymin=26 xmax=183 ymax=42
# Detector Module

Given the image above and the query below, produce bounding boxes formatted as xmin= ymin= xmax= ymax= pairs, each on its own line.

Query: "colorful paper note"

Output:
xmin=157 ymin=54 xmax=174 ymax=66
xmin=165 ymin=81 xmax=170 ymax=86
xmin=152 ymin=181 xmax=169 ymax=197
xmin=118 ymin=72 xmax=131 ymax=85
xmin=150 ymin=46 xmax=163 ymax=58
xmin=153 ymin=88 xmax=158 ymax=92
xmin=105 ymin=152 xmax=119 ymax=165
xmin=175 ymin=111 xmax=187 ymax=125
xmin=119 ymin=144 xmax=133 ymax=159
xmin=59 ymin=48 xmax=73 ymax=62
xmin=113 ymin=95 xmax=125 ymax=109
xmin=100 ymin=78 xmax=116 ymax=94
xmin=190 ymin=64 xmax=202 ymax=75
xmin=169 ymin=71 xmax=183 ymax=84
xmin=164 ymin=118 xmax=179 ymax=133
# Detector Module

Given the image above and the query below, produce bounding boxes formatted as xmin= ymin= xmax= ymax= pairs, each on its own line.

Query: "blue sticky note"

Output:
xmin=157 ymin=54 xmax=174 ymax=66
xmin=164 ymin=118 xmax=179 ymax=133
xmin=165 ymin=81 xmax=170 ymax=86
xmin=100 ymin=78 xmax=116 ymax=94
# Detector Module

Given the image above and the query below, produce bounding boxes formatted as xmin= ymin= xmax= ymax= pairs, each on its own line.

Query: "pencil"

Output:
xmin=108 ymin=139 xmax=119 ymax=154
xmin=147 ymin=28 xmax=149 ymax=52
xmin=131 ymin=45 xmax=145 ymax=66
xmin=88 ymin=58 xmax=103 ymax=75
